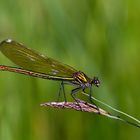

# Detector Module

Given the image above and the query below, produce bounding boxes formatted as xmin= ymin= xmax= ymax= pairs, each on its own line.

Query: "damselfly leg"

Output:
xmin=71 ymin=87 xmax=84 ymax=110
xmin=71 ymin=86 xmax=99 ymax=110
xmin=71 ymin=87 xmax=81 ymax=101
xmin=82 ymin=86 xmax=99 ymax=111
xmin=57 ymin=81 xmax=67 ymax=102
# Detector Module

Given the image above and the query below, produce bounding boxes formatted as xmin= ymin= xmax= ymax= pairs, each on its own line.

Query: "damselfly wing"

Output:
xmin=0 ymin=39 xmax=77 ymax=77
xmin=0 ymin=39 xmax=100 ymax=100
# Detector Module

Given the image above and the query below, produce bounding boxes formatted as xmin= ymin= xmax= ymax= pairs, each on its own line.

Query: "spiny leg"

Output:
xmin=81 ymin=86 xmax=99 ymax=111
xmin=71 ymin=87 xmax=85 ymax=111
xmin=61 ymin=81 xmax=67 ymax=102
xmin=57 ymin=81 xmax=67 ymax=102
xmin=88 ymin=86 xmax=99 ymax=111
xmin=89 ymin=86 xmax=94 ymax=103
xmin=57 ymin=82 xmax=62 ymax=101
xmin=71 ymin=87 xmax=81 ymax=101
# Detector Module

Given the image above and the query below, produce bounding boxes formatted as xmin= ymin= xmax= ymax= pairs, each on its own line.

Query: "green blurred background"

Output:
xmin=0 ymin=0 xmax=140 ymax=140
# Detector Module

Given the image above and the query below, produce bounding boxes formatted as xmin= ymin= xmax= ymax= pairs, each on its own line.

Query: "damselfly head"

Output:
xmin=92 ymin=77 xmax=100 ymax=87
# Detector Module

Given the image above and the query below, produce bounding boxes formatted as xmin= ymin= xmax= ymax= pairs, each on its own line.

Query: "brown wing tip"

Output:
xmin=0 ymin=39 xmax=14 ymax=46
xmin=0 ymin=39 xmax=23 ymax=50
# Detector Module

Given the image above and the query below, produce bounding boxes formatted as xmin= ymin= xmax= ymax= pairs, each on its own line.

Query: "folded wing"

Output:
xmin=0 ymin=39 xmax=77 ymax=78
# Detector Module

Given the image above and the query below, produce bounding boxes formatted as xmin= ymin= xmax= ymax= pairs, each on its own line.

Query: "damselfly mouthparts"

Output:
xmin=0 ymin=39 xmax=100 ymax=101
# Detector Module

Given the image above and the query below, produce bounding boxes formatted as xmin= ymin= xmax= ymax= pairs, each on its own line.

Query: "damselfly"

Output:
xmin=1 ymin=39 xmax=140 ymax=128
xmin=0 ymin=39 xmax=100 ymax=101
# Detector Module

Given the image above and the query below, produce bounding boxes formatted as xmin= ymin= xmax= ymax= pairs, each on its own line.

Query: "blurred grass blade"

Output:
xmin=82 ymin=92 xmax=140 ymax=128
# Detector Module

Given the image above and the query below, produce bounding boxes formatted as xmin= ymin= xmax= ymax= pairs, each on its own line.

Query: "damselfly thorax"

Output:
xmin=72 ymin=71 xmax=100 ymax=88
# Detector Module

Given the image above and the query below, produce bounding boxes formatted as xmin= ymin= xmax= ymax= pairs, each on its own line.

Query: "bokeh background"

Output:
xmin=0 ymin=0 xmax=140 ymax=140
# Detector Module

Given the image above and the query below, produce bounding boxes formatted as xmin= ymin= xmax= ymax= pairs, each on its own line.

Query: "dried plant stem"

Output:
xmin=40 ymin=99 xmax=140 ymax=128
xmin=40 ymin=99 xmax=110 ymax=116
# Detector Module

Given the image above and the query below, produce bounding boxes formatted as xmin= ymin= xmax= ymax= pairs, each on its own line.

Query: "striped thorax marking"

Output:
xmin=73 ymin=71 xmax=89 ymax=84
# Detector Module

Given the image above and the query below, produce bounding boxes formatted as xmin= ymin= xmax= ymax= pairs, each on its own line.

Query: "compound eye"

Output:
xmin=93 ymin=77 xmax=100 ymax=87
